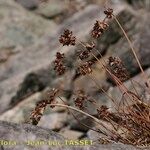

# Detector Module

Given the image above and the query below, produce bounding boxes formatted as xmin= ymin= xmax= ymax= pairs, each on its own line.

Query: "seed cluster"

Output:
xmin=74 ymin=90 xmax=88 ymax=110
xmin=77 ymin=60 xmax=94 ymax=75
xmin=97 ymin=105 xmax=109 ymax=119
xmin=30 ymin=88 xmax=59 ymax=125
xmin=53 ymin=52 xmax=66 ymax=75
xmin=91 ymin=21 xmax=109 ymax=38
xmin=59 ymin=29 xmax=76 ymax=46
xmin=104 ymin=8 xmax=113 ymax=19
xmin=91 ymin=7 xmax=113 ymax=39
xmin=78 ymin=42 xmax=95 ymax=60
xmin=107 ymin=56 xmax=129 ymax=82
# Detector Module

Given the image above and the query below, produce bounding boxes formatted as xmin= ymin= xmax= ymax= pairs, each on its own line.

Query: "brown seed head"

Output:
xmin=77 ymin=50 xmax=90 ymax=60
xmin=97 ymin=105 xmax=109 ymax=119
xmin=77 ymin=42 xmax=95 ymax=60
xmin=53 ymin=52 xmax=66 ymax=75
xmin=74 ymin=90 xmax=88 ymax=110
xmin=107 ymin=56 xmax=129 ymax=82
xmin=59 ymin=29 xmax=76 ymax=46
xmin=104 ymin=8 xmax=113 ymax=19
xmin=30 ymin=88 xmax=59 ymax=125
xmin=77 ymin=60 xmax=94 ymax=75
xmin=30 ymin=100 xmax=47 ymax=125
xmin=91 ymin=21 xmax=109 ymax=38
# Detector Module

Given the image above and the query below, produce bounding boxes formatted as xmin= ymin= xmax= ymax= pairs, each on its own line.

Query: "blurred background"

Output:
xmin=0 ymin=0 xmax=150 ymax=140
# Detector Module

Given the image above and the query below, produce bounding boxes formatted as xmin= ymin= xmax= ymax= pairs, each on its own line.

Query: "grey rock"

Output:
xmin=0 ymin=121 xmax=149 ymax=150
xmin=0 ymin=0 xmax=56 ymax=51
xmin=70 ymin=116 xmax=95 ymax=132
xmin=0 ymin=93 xmax=42 ymax=123
xmin=59 ymin=128 xmax=84 ymax=140
xmin=36 ymin=0 xmax=67 ymax=18
xmin=15 ymin=0 xmax=39 ymax=10
xmin=108 ymin=68 xmax=150 ymax=110
xmin=126 ymin=0 xmax=150 ymax=10
xmin=120 ymin=14 xmax=150 ymax=77
xmin=9 ymin=73 xmax=46 ymax=108
xmin=106 ymin=10 xmax=150 ymax=83
xmin=38 ymin=113 xmax=68 ymax=130
xmin=0 ymin=121 xmax=67 ymax=150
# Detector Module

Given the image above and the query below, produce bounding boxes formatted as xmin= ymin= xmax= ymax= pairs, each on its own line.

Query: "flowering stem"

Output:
xmin=113 ymin=15 xmax=149 ymax=87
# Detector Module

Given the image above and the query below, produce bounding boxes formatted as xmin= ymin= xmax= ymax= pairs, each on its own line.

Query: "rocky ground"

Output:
xmin=0 ymin=0 xmax=150 ymax=149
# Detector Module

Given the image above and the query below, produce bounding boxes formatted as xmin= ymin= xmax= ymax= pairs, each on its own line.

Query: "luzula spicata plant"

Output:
xmin=30 ymin=6 xmax=150 ymax=147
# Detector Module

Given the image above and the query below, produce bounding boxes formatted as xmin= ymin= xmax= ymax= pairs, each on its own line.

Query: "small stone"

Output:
xmin=70 ymin=116 xmax=94 ymax=132
xmin=38 ymin=113 xmax=68 ymax=130
xmin=59 ymin=128 xmax=84 ymax=140
xmin=15 ymin=0 xmax=39 ymax=10
xmin=36 ymin=0 xmax=67 ymax=18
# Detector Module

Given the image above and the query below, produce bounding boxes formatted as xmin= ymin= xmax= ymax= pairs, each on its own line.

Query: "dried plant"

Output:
xmin=59 ymin=29 xmax=76 ymax=46
xmin=30 ymin=5 xmax=150 ymax=147
xmin=91 ymin=21 xmax=109 ymax=38
xmin=107 ymin=56 xmax=129 ymax=82
xmin=53 ymin=52 xmax=66 ymax=75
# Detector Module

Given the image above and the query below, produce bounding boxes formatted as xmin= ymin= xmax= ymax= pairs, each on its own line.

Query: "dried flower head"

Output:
xmin=97 ymin=105 xmax=109 ymax=119
xmin=59 ymin=29 xmax=76 ymax=46
xmin=77 ymin=42 xmax=95 ymax=60
xmin=77 ymin=60 xmax=94 ymax=75
xmin=77 ymin=50 xmax=90 ymax=60
xmin=107 ymin=56 xmax=129 ymax=82
xmin=91 ymin=21 xmax=109 ymax=38
xmin=53 ymin=52 xmax=66 ymax=75
xmin=30 ymin=100 xmax=47 ymax=125
xmin=47 ymin=88 xmax=59 ymax=108
xmin=104 ymin=8 xmax=113 ymax=19
xmin=74 ymin=90 xmax=88 ymax=110
xmin=30 ymin=88 xmax=59 ymax=125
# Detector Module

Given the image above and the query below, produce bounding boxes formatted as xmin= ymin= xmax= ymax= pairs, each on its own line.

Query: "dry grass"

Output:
xmin=30 ymin=5 xmax=150 ymax=147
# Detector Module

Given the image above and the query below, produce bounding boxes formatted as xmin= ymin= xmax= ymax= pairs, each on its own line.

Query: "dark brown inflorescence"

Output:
xmin=107 ymin=56 xmax=129 ymax=82
xmin=91 ymin=21 xmax=109 ymax=38
xmin=30 ymin=88 xmax=59 ymax=125
xmin=74 ymin=90 xmax=88 ymax=110
xmin=77 ymin=50 xmax=90 ymax=60
xmin=77 ymin=42 xmax=95 ymax=60
xmin=59 ymin=29 xmax=76 ymax=46
xmin=30 ymin=100 xmax=47 ymax=125
xmin=97 ymin=105 xmax=109 ymax=120
xmin=53 ymin=52 xmax=66 ymax=75
xmin=104 ymin=8 xmax=113 ymax=19
xmin=77 ymin=60 xmax=94 ymax=75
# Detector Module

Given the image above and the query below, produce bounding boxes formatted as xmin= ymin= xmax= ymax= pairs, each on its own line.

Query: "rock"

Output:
xmin=119 ymin=16 xmax=150 ymax=78
xmin=0 ymin=0 xmax=56 ymax=52
xmin=87 ymin=129 xmax=101 ymax=141
xmin=59 ymin=128 xmax=84 ymax=140
xmin=36 ymin=0 xmax=67 ymax=18
xmin=0 ymin=93 xmax=42 ymax=123
xmin=105 ymin=9 xmax=150 ymax=82
xmin=10 ymin=73 xmax=46 ymax=108
xmin=70 ymin=116 xmax=95 ymax=132
xmin=108 ymin=68 xmax=150 ymax=111
xmin=126 ymin=0 xmax=149 ymax=10
xmin=15 ymin=0 xmax=39 ymax=10
xmin=0 ymin=121 xmax=65 ymax=150
xmin=1 ymin=120 xmax=148 ymax=149
xmin=38 ymin=113 xmax=68 ymax=130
